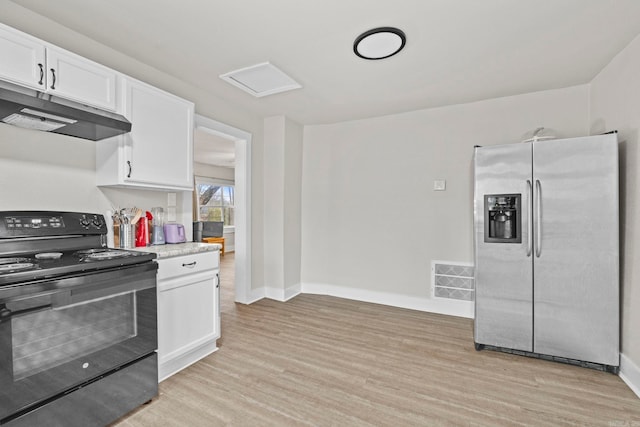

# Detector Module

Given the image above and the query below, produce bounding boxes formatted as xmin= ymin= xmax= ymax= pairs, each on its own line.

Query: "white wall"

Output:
xmin=589 ymin=33 xmax=640 ymax=390
xmin=283 ymin=118 xmax=303 ymax=292
xmin=301 ymin=86 xmax=589 ymax=312
xmin=0 ymin=124 xmax=99 ymax=212
xmin=263 ymin=117 xmax=286 ymax=291
xmin=0 ymin=123 xmax=175 ymax=219
xmin=262 ymin=116 xmax=303 ymax=300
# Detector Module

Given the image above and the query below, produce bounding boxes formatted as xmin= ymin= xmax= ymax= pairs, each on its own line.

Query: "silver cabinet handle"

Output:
xmin=535 ymin=179 xmax=542 ymax=257
xmin=526 ymin=180 xmax=532 ymax=257
xmin=182 ymin=261 xmax=197 ymax=268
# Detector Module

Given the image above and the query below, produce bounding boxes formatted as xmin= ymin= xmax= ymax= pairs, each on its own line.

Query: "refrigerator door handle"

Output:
xmin=526 ymin=180 xmax=532 ymax=257
xmin=535 ymin=179 xmax=542 ymax=257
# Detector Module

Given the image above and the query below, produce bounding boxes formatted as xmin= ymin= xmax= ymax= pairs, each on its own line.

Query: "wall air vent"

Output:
xmin=219 ymin=62 xmax=301 ymax=98
xmin=432 ymin=261 xmax=475 ymax=301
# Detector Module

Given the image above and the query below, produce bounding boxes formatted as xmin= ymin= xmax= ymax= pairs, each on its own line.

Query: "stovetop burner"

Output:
xmin=0 ymin=248 xmax=154 ymax=285
xmin=74 ymin=249 xmax=111 ymax=254
xmin=0 ymin=262 xmax=38 ymax=274
xmin=35 ymin=252 xmax=63 ymax=260
xmin=0 ymin=258 xmax=38 ymax=274
xmin=75 ymin=249 xmax=133 ymax=261
xmin=0 ymin=257 xmax=32 ymax=265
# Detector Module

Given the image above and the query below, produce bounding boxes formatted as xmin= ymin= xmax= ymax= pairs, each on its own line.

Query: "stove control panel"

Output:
xmin=5 ymin=216 xmax=64 ymax=230
xmin=0 ymin=211 xmax=107 ymax=238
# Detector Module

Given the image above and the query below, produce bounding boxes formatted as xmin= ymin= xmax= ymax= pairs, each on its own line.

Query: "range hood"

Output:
xmin=0 ymin=84 xmax=131 ymax=141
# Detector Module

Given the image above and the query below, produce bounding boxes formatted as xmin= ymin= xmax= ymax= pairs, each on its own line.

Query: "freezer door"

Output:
xmin=474 ymin=142 xmax=533 ymax=351
xmin=532 ymin=134 xmax=619 ymax=366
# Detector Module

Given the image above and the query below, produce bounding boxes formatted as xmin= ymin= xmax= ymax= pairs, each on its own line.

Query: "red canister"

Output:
xmin=135 ymin=217 xmax=150 ymax=247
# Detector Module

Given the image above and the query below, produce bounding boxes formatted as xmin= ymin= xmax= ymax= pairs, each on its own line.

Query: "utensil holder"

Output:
xmin=119 ymin=224 xmax=134 ymax=249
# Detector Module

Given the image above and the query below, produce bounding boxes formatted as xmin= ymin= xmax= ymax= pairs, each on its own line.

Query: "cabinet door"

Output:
xmin=157 ymin=270 xmax=218 ymax=365
xmin=46 ymin=47 xmax=117 ymax=111
xmin=123 ymin=79 xmax=194 ymax=189
xmin=214 ymin=272 xmax=221 ymax=338
xmin=0 ymin=24 xmax=46 ymax=90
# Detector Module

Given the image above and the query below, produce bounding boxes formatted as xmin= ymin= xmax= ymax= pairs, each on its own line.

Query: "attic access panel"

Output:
xmin=219 ymin=62 xmax=301 ymax=98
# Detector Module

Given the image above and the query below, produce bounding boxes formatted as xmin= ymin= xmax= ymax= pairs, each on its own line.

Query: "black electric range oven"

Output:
xmin=0 ymin=211 xmax=158 ymax=427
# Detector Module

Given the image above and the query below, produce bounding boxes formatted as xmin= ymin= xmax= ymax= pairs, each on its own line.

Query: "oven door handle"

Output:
xmin=0 ymin=263 xmax=157 ymax=304
xmin=68 ymin=277 xmax=155 ymax=306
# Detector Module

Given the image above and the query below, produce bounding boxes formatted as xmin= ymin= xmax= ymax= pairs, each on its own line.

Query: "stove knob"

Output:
xmin=92 ymin=218 xmax=103 ymax=228
xmin=80 ymin=218 xmax=90 ymax=228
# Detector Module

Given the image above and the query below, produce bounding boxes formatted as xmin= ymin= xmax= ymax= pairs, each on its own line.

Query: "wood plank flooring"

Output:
xmin=115 ymin=252 xmax=640 ymax=426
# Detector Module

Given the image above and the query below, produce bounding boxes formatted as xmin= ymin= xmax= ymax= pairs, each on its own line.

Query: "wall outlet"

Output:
xmin=434 ymin=179 xmax=446 ymax=191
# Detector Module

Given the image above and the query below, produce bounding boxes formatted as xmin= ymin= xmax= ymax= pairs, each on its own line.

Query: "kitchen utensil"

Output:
xmin=119 ymin=224 xmax=134 ymax=248
xmin=131 ymin=208 xmax=142 ymax=225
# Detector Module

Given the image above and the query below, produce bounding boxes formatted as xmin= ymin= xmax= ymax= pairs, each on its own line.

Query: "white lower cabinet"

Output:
xmin=156 ymin=250 xmax=220 ymax=381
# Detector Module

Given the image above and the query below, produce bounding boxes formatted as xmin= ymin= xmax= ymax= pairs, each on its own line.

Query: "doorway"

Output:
xmin=194 ymin=115 xmax=252 ymax=303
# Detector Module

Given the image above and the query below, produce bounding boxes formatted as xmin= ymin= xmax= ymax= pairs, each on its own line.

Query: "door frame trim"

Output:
xmin=195 ymin=114 xmax=252 ymax=303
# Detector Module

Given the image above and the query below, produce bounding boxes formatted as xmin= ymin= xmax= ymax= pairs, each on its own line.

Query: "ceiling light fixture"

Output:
xmin=353 ymin=27 xmax=406 ymax=60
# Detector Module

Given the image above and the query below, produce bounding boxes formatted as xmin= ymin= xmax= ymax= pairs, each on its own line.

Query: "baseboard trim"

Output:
xmin=620 ymin=353 xmax=640 ymax=398
xmin=242 ymin=287 xmax=266 ymax=304
xmin=301 ymin=282 xmax=474 ymax=319
xmin=159 ymin=342 xmax=218 ymax=382
xmin=265 ymin=283 xmax=302 ymax=302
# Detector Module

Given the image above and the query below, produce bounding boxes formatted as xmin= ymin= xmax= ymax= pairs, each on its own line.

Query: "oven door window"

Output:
xmin=0 ymin=263 xmax=157 ymax=422
xmin=12 ymin=291 xmax=137 ymax=380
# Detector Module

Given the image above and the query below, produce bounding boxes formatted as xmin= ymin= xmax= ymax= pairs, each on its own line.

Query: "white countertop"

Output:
xmin=129 ymin=242 xmax=221 ymax=259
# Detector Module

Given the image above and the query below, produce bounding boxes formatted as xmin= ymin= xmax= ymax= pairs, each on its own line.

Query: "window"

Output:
xmin=195 ymin=177 xmax=235 ymax=227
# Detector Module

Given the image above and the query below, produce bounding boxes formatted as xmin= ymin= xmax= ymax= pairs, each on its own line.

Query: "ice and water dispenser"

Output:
xmin=484 ymin=194 xmax=521 ymax=243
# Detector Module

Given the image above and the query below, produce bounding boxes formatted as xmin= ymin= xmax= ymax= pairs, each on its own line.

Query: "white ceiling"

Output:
xmin=9 ymin=0 xmax=640 ymax=126
xmin=194 ymin=129 xmax=235 ymax=168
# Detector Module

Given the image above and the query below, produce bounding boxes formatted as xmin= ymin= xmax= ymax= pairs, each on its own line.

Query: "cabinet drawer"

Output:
xmin=156 ymin=251 xmax=218 ymax=281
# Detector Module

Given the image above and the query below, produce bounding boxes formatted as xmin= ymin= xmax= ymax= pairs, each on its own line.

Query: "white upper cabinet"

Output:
xmin=0 ymin=23 xmax=194 ymax=191
xmin=122 ymin=79 xmax=194 ymax=189
xmin=96 ymin=77 xmax=194 ymax=191
xmin=0 ymin=24 xmax=45 ymax=89
xmin=0 ymin=23 xmax=117 ymax=111
xmin=44 ymin=47 xmax=117 ymax=111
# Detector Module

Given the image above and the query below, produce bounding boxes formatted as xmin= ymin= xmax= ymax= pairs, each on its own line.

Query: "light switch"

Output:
xmin=167 ymin=192 xmax=177 ymax=207
xmin=166 ymin=206 xmax=177 ymax=222
xmin=434 ymin=179 xmax=446 ymax=191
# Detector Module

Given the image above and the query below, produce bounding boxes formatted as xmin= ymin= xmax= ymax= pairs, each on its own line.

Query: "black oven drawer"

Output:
xmin=4 ymin=352 xmax=158 ymax=427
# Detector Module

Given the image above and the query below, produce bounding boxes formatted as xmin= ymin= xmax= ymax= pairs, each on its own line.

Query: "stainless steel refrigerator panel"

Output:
xmin=474 ymin=143 xmax=533 ymax=351
xmin=532 ymin=134 xmax=619 ymax=365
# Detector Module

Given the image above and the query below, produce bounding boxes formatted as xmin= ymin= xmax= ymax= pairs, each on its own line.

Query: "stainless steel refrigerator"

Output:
xmin=473 ymin=134 xmax=619 ymax=372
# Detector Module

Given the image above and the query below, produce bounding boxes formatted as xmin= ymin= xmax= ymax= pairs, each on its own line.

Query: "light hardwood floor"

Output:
xmin=115 ymin=252 xmax=640 ymax=426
